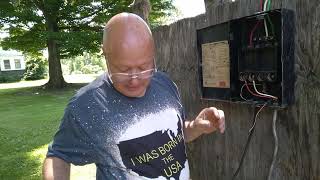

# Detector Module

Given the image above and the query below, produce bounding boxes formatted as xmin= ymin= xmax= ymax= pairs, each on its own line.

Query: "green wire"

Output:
xmin=268 ymin=0 xmax=271 ymax=10
xmin=266 ymin=0 xmax=274 ymax=36
xmin=266 ymin=15 xmax=275 ymax=36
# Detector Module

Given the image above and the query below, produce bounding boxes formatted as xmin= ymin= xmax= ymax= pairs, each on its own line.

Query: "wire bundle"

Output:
xmin=235 ymin=79 xmax=278 ymax=179
xmin=233 ymin=1 xmax=279 ymax=179
xmin=250 ymin=0 xmax=275 ymax=47
xmin=263 ymin=0 xmax=272 ymax=37
xmin=232 ymin=102 xmax=269 ymax=180
xmin=240 ymin=80 xmax=278 ymax=101
xmin=263 ymin=0 xmax=272 ymax=12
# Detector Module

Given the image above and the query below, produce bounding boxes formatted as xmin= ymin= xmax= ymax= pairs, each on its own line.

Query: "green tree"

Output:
xmin=0 ymin=0 xmax=175 ymax=88
xmin=23 ymin=55 xmax=47 ymax=80
xmin=61 ymin=52 xmax=106 ymax=75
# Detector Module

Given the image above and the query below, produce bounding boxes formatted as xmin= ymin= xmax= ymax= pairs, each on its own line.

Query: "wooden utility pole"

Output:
xmin=152 ymin=0 xmax=320 ymax=179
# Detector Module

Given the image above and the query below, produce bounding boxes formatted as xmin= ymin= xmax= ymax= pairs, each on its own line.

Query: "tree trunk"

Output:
xmin=45 ymin=18 xmax=66 ymax=89
xmin=130 ymin=0 xmax=151 ymax=25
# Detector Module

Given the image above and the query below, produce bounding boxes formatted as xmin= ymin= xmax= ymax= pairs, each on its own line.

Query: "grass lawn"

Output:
xmin=0 ymin=84 xmax=96 ymax=179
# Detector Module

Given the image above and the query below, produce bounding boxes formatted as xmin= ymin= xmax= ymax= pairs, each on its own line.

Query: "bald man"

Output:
xmin=43 ymin=13 xmax=225 ymax=180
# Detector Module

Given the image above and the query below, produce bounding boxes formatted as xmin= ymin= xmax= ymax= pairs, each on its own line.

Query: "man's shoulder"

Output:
xmin=153 ymin=71 xmax=180 ymax=97
xmin=69 ymin=73 xmax=110 ymax=105
xmin=153 ymin=71 xmax=174 ymax=85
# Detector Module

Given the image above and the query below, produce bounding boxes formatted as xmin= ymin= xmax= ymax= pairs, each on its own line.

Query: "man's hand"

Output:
xmin=184 ymin=107 xmax=225 ymax=142
xmin=193 ymin=107 xmax=225 ymax=134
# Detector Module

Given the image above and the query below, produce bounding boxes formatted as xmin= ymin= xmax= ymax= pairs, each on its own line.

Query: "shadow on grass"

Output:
xmin=0 ymin=144 xmax=47 ymax=180
xmin=0 ymin=84 xmax=88 ymax=179
xmin=0 ymin=121 xmax=53 ymax=179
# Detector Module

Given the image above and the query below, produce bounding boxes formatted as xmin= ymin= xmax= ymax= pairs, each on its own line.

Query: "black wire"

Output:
xmin=231 ymin=101 xmax=271 ymax=180
xmin=231 ymin=105 xmax=258 ymax=180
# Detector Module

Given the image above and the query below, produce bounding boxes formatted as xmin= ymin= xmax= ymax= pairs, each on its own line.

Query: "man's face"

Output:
xmin=106 ymin=44 xmax=155 ymax=98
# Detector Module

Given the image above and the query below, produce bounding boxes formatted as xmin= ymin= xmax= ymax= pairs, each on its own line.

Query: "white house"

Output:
xmin=0 ymin=47 xmax=26 ymax=82
xmin=0 ymin=47 xmax=25 ymax=72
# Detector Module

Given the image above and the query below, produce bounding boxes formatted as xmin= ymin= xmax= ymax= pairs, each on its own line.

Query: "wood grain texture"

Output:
xmin=152 ymin=0 xmax=320 ymax=179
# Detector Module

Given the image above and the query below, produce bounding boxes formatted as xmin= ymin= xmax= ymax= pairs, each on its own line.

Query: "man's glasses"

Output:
xmin=109 ymin=68 xmax=157 ymax=83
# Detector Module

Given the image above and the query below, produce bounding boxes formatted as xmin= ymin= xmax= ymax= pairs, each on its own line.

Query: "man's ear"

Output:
xmin=102 ymin=44 xmax=112 ymax=57
xmin=102 ymin=49 xmax=109 ymax=61
xmin=101 ymin=45 xmax=106 ymax=56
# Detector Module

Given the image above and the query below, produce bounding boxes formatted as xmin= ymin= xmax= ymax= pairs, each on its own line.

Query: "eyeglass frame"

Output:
xmin=106 ymin=58 xmax=157 ymax=83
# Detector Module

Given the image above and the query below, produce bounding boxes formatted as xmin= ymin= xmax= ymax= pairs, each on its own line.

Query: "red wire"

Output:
xmin=249 ymin=0 xmax=263 ymax=46
xmin=260 ymin=0 xmax=264 ymax=11
xmin=249 ymin=21 xmax=262 ymax=47
xmin=244 ymin=81 xmax=269 ymax=98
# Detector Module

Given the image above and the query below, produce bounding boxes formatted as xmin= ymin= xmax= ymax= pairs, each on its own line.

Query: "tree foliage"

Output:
xmin=0 ymin=0 xmax=175 ymax=88
xmin=61 ymin=53 xmax=106 ymax=75
xmin=0 ymin=0 xmax=175 ymax=57
xmin=23 ymin=55 xmax=47 ymax=80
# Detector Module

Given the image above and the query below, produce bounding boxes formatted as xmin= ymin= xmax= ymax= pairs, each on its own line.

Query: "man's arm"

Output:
xmin=42 ymin=157 xmax=70 ymax=180
xmin=183 ymin=107 xmax=225 ymax=143
xmin=184 ymin=120 xmax=203 ymax=143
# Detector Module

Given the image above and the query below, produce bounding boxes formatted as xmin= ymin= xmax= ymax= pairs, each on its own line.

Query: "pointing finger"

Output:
xmin=218 ymin=110 xmax=225 ymax=133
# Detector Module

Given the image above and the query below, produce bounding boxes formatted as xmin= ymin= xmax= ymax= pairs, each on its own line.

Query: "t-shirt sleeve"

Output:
xmin=47 ymin=106 xmax=98 ymax=165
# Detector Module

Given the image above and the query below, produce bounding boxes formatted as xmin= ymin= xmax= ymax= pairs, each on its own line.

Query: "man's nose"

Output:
xmin=128 ymin=74 xmax=140 ymax=85
xmin=130 ymin=74 xmax=139 ymax=79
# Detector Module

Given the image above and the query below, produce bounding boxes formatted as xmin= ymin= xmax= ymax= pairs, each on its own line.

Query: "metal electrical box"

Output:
xmin=197 ymin=9 xmax=295 ymax=107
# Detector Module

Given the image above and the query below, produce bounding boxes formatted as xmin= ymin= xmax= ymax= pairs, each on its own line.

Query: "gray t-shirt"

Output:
xmin=47 ymin=72 xmax=190 ymax=180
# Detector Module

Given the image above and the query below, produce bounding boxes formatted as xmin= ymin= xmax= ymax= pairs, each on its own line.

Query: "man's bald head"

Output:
xmin=102 ymin=13 xmax=156 ymax=98
xmin=102 ymin=13 xmax=154 ymax=58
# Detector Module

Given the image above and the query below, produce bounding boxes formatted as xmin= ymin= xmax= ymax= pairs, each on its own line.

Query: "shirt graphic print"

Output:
xmin=117 ymin=108 xmax=189 ymax=180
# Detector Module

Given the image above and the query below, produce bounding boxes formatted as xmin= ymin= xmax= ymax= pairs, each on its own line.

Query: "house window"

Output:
xmin=3 ymin=59 xmax=11 ymax=70
xmin=14 ymin=59 xmax=22 ymax=69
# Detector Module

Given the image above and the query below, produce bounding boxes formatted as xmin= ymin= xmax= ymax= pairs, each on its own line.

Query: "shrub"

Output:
xmin=0 ymin=75 xmax=21 ymax=83
xmin=81 ymin=64 xmax=103 ymax=74
xmin=23 ymin=56 xmax=47 ymax=80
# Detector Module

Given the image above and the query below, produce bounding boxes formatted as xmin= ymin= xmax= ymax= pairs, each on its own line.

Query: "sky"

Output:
xmin=173 ymin=0 xmax=205 ymax=20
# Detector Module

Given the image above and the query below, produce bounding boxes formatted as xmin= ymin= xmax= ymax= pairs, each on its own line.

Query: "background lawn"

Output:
xmin=0 ymin=84 xmax=96 ymax=179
